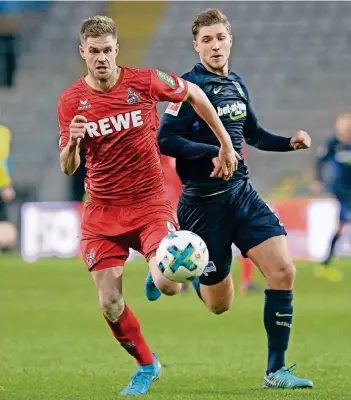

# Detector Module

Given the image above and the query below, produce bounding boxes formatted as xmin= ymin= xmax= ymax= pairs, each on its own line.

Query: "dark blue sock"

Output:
xmin=264 ymin=289 xmax=293 ymax=374
xmin=191 ymin=278 xmax=203 ymax=301
xmin=323 ymin=233 xmax=340 ymax=265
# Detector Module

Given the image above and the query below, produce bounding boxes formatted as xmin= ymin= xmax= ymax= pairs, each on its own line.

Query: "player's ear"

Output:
xmin=79 ymin=45 xmax=85 ymax=59
xmin=193 ymin=40 xmax=200 ymax=54
xmin=115 ymin=43 xmax=120 ymax=57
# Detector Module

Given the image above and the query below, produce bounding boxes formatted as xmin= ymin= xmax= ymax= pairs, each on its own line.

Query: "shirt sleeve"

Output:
xmin=243 ymin=102 xmax=293 ymax=152
xmin=149 ymin=69 xmax=188 ymax=103
xmin=58 ymin=94 xmax=75 ymax=152
xmin=158 ymin=101 xmax=219 ymax=160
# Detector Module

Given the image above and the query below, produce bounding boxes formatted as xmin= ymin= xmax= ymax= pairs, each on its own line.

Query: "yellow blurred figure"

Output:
xmin=0 ymin=125 xmax=12 ymax=187
xmin=0 ymin=125 xmax=17 ymax=250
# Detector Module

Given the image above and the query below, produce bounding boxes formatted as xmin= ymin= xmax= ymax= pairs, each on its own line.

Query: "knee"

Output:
xmin=159 ymin=283 xmax=181 ymax=296
xmin=208 ymin=298 xmax=233 ymax=315
xmin=155 ymin=278 xmax=181 ymax=296
xmin=270 ymin=260 xmax=296 ymax=289
xmin=99 ymin=290 xmax=124 ymax=322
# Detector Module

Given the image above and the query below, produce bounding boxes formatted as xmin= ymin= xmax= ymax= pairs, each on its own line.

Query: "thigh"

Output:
xmin=91 ymin=265 xmax=123 ymax=294
xmin=137 ymin=201 xmax=178 ymax=261
xmin=232 ymin=183 xmax=286 ymax=257
xmin=80 ymin=231 xmax=130 ymax=271
xmin=177 ymin=196 xmax=233 ymax=286
xmin=200 ymin=274 xmax=234 ymax=313
xmin=135 ymin=204 xmax=181 ymax=293
xmin=247 ymin=235 xmax=294 ymax=289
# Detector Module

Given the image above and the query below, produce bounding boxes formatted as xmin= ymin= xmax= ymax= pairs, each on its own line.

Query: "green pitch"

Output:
xmin=1 ymin=254 xmax=350 ymax=400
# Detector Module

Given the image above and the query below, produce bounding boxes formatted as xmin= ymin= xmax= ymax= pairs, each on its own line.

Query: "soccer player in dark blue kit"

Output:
xmin=145 ymin=8 xmax=314 ymax=389
xmin=313 ymin=112 xmax=351 ymax=279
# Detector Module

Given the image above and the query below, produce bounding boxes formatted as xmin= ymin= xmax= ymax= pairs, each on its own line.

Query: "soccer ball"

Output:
xmin=156 ymin=230 xmax=209 ymax=283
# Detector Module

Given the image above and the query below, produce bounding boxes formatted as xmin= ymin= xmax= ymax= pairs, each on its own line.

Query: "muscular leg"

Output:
xmin=195 ymin=274 xmax=234 ymax=315
xmin=247 ymin=235 xmax=295 ymax=374
xmin=248 ymin=235 xmax=295 ymax=290
xmin=149 ymin=256 xmax=181 ymax=296
xmin=92 ymin=266 xmax=154 ymax=365
xmin=142 ymin=218 xmax=182 ymax=301
xmin=191 ymin=245 xmax=234 ymax=315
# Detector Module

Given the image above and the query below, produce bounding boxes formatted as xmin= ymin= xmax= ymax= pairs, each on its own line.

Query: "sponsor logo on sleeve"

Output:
xmin=157 ymin=70 xmax=176 ymax=89
xmin=175 ymin=78 xmax=185 ymax=94
xmin=165 ymin=102 xmax=182 ymax=116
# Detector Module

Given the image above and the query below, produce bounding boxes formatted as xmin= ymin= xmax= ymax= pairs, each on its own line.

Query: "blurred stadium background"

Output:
xmin=1 ymin=2 xmax=351 ymax=399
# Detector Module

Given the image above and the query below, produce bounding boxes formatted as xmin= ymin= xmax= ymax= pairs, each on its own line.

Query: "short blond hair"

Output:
xmin=80 ymin=15 xmax=117 ymax=43
xmin=192 ymin=8 xmax=231 ymax=39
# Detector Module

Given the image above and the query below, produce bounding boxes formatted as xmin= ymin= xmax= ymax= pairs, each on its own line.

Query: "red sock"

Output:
xmin=104 ymin=304 xmax=154 ymax=365
xmin=240 ymin=256 xmax=254 ymax=284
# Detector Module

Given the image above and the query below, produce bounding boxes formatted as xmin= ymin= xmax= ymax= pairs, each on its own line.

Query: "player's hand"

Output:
xmin=310 ymin=180 xmax=323 ymax=195
xmin=69 ymin=115 xmax=87 ymax=147
xmin=290 ymin=130 xmax=311 ymax=150
xmin=210 ymin=157 xmax=226 ymax=179
xmin=210 ymin=147 xmax=241 ymax=180
xmin=1 ymin=187 xmax=15 ymax=203
xmin=212 ymin=145 xmax=241 ymax=180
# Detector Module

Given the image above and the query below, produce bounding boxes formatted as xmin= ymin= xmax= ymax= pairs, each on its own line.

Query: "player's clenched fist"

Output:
xmin=290 ymin=130 xmax=311 ymax=150
xmin=69 ymin=115 xmax=87 ymax=146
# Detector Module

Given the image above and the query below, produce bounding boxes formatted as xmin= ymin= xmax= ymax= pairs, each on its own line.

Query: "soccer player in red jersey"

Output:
xmin=58 ymin=15 xmax=238 ymax=396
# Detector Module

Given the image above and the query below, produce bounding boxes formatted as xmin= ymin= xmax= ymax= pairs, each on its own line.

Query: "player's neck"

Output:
xmin=201 ymin=61 xmax=229 ymax=77
xmin=85 ymin=67 xmax=121 ymax=92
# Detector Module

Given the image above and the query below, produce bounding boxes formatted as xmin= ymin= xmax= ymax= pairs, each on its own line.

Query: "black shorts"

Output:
xmin=177 ymin=180 xmax=286 ymax=286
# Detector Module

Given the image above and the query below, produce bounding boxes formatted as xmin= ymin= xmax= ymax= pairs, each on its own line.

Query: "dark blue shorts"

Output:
xmin=338 ymin=200 xmax=351 ymax=222
xmin=334 ymin=188 xmax=351 ymax=223
xmin=0 ymin=199 xmax=8 ymax=222
xmin=177 ymin=181 xmax=286 ymax=286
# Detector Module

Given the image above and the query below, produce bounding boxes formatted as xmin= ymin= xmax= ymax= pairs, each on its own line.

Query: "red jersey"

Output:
xmin=58 ymin=67 xmax=188 ymax=206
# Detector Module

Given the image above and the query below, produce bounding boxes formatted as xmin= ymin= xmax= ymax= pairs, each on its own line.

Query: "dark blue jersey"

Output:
xmin=316 ymin=136 xmax=351 ymax=196
xmin=158 ymin=63 xmax=293 ymax=196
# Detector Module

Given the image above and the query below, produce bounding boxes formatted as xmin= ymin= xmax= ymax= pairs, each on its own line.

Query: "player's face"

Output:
xmin=336 ymin=115 xmax=351 ymax=143
xmin=79 ymin=35 xmax=119 ymax=81
xmin=193 ymin=24 xmax=232 ymax=74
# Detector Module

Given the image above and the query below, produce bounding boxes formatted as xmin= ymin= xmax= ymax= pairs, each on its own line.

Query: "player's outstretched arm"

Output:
xmin=184 ymin=81 xmax=240 ymax=177
xmin=59 ymin=115 xmax=86 ymax=176
xmin=244 ymin=103 xmax=311 ymax=152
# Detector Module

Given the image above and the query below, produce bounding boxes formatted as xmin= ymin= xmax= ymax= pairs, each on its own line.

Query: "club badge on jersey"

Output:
xmin=126 ymin=88 xmax=141 ymax=105
xmin=233 ymin=81 xmax=246 ymax=100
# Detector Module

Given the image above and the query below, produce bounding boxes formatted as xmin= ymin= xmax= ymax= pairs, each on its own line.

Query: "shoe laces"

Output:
xmin=285 ymin=363 xmax=297 ymax=374
xmin=127 ymin=368 xmax=152 ymax=391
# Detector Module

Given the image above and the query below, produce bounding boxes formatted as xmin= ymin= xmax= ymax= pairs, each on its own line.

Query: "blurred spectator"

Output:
xmin=311 ymin=112 xmax=351 ymax=278
xmin=0 ymin=123 xmax=17 ymax=250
